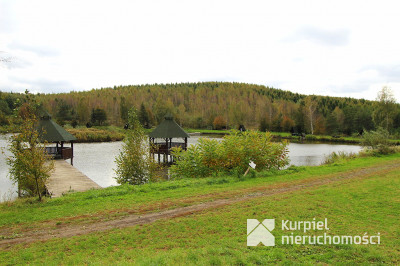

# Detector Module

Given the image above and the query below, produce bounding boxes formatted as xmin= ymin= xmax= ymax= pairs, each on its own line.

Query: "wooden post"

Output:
xmin=184 ymin=137 xmax=187 ymax=150
xmin=169 ymin=138 xmax=172 ymax=163
xmin=243 ymin=167 xmax=251 ymax=176
xmin=71 ymin=142 xmax=74 ymax=166
xmin=61 ymin=141 xmax=64 ymax=159
xmin=165 ymin=138 xmax=169 ymax=163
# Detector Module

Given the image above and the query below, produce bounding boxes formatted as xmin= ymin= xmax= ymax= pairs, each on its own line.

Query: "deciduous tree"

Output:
xmin=6 ymin=93 xmax=54 ymax=201
xmin=373 ymin=86 xmax=397 ymax=131
xmin=114 ymin=108 xmax=159 ymax=185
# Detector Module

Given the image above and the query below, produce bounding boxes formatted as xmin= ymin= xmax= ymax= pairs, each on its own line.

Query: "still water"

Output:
xmin=0 ymin=134 xmax=362 ymax=201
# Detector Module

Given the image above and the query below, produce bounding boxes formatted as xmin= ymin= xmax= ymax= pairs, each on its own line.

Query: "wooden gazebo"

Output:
xmin=149 ymin=114 xmax=189 ymax=163
xmin=37 ymin=111 xmax=77 ymax=165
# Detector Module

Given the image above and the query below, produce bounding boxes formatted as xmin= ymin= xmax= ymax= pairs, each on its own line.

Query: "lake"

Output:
xmin=0 ymin=134 xmax=362 ymax=201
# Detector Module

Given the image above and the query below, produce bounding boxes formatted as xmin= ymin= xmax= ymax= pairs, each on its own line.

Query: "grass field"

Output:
xmin=0 ymin=153 xmax=399 ymax=264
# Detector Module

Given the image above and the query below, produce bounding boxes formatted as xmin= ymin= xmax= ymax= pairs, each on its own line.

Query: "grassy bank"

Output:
xmin=191 ymin=129 xmax=400 ymax=145
xmin=0 ymin=125 xmax=19 ymax=134
xmin=0 ymin=153 xmax=399 ymax=264
xmin=65 ymin=126 xmax=125 ymax=142
xmin=3 ymin=124 xmax=400 ymax=144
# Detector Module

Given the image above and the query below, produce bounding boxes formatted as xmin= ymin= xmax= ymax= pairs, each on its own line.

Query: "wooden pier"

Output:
xmin=47 ymin=160 xmax=101 ymax=197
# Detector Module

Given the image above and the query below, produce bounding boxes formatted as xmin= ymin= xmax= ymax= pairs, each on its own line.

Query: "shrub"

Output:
xmin=114 ymin=108 xmax=160 ymax=185
xmin=305 ymin=135 xmax=317 ymax=141
xmin=170 ymin=130 xmax=289 ymax=178
xmin=362 ymin=127 xmax=394 ymax=155
xmin=322 ymin=151 xmax=357 ymax=165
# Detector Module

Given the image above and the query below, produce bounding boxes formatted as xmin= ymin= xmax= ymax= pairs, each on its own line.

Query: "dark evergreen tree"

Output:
xmin=138 ymin=103 xmax=151 ymax=129
xmin=91 ymin=108 xmax=107 ymax=126
xmin=56 ymin=99 xmax=73 ymax=126
xmin=259 ymin=116 xmax=268 ymax=132
xmin=325 ymin=112 xmax=339 ymax=135
xmin=120 ymin=96 xmax=129 ymax=123
xmin=272 ymin=113 xmax=283 ymax=132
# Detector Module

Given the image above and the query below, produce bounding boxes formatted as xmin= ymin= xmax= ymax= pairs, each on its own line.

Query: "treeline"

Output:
xmin=1 ymin=82 xmax=400 ymax=135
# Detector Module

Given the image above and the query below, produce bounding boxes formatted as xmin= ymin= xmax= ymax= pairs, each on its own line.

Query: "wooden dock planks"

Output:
xmin=47 ymin=160 xmax=101 ymax=197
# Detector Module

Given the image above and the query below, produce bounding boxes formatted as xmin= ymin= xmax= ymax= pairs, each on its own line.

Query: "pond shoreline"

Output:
xmin=3 ymin=125 xmax=400 ymax=145
xmin=0 ymin=134 xmax=363 ymax=203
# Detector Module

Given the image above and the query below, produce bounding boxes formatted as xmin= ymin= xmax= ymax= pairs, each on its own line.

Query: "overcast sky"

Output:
xmin=1 ymin=0 xmax=400 ymax=102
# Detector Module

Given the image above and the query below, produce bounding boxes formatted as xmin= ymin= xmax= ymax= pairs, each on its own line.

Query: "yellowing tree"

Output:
xmin=213 ymin=116 xmax=226 ymax=130
xmin=7 ymin=94 xmax=54 ymax=201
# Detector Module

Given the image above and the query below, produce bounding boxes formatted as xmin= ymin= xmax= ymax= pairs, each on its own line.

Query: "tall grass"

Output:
xmin=66 ymin=128 xmax=125 ymax=142
xmin=322 ymin=151 xmax=357 ymax=165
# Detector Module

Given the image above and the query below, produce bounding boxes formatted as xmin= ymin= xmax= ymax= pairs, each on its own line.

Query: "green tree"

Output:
xmin=120 ymin=96 xmax=129 ymax=123
xmin=56 ymin=99 xmax=73 ymax=126
xmin=259 ymin=116 xmax=268 ymax=132
xmin=114 ymin=108 xmax=159 ymax=185
xmin=91 ymin=108 xmax=107 ymax=126
xmin=0 ymin=110 xmax=9 ymax=125
xmin=373 ymin=87 xmax=397 ymax=131
xmin=271 ymin=113 xmax=283 ymax=132
xmin=138 ymin=103 xmax=150 ymax=129
xmin=362 ymin=127 xmax=393 ymax=154
xmin=77 ymin=97 xmax=90 ymax=125
xmin=0 ymin=99 xmax=12 ymax=115
xmin=332 ymin=106 xmax=345 ymax=133
xmin=6 ymin=94 xmax=54 ymax=201
xmin=325 ymin=112 xmax=339 ymax=135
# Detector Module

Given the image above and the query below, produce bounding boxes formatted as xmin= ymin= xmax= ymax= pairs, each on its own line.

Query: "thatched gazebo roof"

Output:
xmin=149 ymin=114 xmax=189 ymax=139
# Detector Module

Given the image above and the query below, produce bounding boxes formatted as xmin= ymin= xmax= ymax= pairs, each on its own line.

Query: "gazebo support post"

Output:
xmin=61 ymin=141 xmax=64 ymax=159
xmin=71 ymin=142 xmax=74 ymax=166
xmin=165 ymin=138 xmax=169 ymax=163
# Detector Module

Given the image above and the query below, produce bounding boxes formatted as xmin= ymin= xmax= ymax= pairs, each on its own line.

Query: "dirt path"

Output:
xmin=1 ymin=160 xmax=399 ymax=248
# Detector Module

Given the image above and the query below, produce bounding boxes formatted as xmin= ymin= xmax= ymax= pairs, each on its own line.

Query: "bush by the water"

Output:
xmin=362 ymin=127 xmax=394 ymax=155
xmin=170 ymin=130 xmax=289 ymax=178
xmin=322 ymin=151 xmax=357 ymax=165
xmin=114 ymin=109 xmax=160 ymax=185
xmin=66 ymin=127 xmax=125 ymax=142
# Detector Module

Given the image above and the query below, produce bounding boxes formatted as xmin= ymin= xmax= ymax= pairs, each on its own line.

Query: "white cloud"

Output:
xmin=1 ymin=0 xmax=400 ymax=102
xmin=287 ymin=26 xmax=350 ymax=46
xmin=8 ymin=41 xmax=60 ymax=57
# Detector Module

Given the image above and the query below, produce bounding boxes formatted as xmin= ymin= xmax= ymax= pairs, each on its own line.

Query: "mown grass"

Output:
xmin=0 ymin=153 xmax=399 ymax=230
xmin=1 ymin=154 xmax=399 ymax=264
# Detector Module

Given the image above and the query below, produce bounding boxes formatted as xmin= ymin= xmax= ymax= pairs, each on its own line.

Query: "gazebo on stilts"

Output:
xmin=37 ymin=111 xmax=77 ymax=165
xmin=149 ymin=114 xmax=189 ymax=164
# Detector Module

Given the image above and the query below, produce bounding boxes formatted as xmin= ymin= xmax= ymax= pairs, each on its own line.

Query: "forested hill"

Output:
xmin=1 ymin=82 xmax=399 ymax=135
